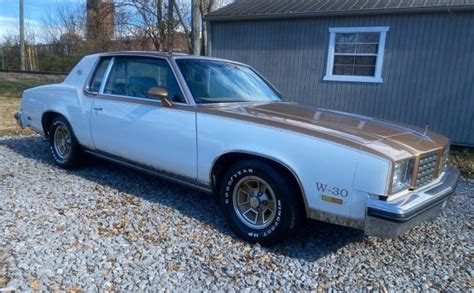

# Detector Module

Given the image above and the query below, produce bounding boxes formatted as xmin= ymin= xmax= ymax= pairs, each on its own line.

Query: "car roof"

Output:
xmin=99 ymin=51 xmax=181 ymax=58
xmin=96 ymin=51 xmax=248 ymax=65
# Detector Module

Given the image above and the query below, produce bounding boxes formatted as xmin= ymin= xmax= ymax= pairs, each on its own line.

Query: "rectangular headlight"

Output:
xmin=391 ymin=159 xmax=415 ymax=193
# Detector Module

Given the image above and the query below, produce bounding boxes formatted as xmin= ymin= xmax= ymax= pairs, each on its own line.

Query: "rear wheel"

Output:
xmin=219 ymin=159 xmax=303 ymax=245
xmin=48 ymin=116 xmax=82 ymax=168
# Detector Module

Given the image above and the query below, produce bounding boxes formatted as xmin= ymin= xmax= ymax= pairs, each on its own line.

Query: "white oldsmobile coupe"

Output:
xmin=15 ymin=52 xmax=460 ymax=245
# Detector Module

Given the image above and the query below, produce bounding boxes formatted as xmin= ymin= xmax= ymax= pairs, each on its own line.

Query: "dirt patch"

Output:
xmin=0 ymin=247 xmax=10 ymax=288
xmin=0 ymin=94 xmax=34 ymax=135
xmin=450 ymin=147 xmax=474 ymax=179
xmin=1 ymin=98 xmax=21 ymax=131
xmin=0 ymin=127 xmax=34 ymax=136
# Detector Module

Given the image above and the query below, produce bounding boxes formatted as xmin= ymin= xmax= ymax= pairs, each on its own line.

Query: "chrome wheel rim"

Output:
xmin=232 ymin=176 xmax=277 ymax=229
xmin=53 ymin=123 xmax=71 ymax=159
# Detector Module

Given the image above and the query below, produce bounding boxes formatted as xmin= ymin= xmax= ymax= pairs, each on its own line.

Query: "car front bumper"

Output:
xmin=13 ymin=111 xmax=24 ymax=128
xmin=364 ymin=166 xmax=460 ymax=237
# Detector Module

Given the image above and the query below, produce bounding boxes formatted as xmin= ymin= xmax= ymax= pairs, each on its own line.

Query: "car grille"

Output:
xmin=415 ymin=152 xmax=438 ymax=188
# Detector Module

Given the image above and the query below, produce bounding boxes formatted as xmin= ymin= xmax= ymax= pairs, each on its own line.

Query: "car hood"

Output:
xmin=198 ymin=102 xmax=449 ymax=161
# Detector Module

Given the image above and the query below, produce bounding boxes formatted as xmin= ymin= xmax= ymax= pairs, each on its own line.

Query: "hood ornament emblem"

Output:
xmin=423 ymin=125 xmax=429 ymax=138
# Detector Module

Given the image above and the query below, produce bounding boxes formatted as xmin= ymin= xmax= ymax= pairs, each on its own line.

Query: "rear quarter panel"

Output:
xmin=21 ymin=86 xmax=94 ymax=148
xmin=20 ymin=54 xmax=99 ymax=148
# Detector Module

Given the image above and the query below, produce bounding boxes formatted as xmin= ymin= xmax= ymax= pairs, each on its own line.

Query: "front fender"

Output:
xmin=197 ymin=113 xmax=366 ymax=218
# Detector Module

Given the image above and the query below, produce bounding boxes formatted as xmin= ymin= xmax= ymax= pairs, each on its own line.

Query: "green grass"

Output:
xmin=0 ymin=79 xmax=50 ymax=99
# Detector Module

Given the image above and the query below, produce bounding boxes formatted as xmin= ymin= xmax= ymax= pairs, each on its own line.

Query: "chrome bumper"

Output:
xmin=365 ymin=166 xmax=460 ymax=237
xmin=13 ymin=111 xmax=24 ymax=128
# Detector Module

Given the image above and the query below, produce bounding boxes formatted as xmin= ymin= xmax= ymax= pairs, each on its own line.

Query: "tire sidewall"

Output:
xmin=220 ymin=161 xmax=297 ymax=244
xmin=49 ymin=117 xmax=79 ymax=168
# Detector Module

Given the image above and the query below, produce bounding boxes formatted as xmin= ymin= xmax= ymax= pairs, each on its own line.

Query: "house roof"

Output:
xmin=206 ymin=0 xmax=474 ymax=21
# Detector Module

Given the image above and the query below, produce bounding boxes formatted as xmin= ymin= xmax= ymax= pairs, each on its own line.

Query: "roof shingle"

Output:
xmin=207 ymin=0 xmax=474 ymax=21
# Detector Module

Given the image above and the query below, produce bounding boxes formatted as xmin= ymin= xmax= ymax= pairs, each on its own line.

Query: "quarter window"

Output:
xmin=88 ymin=57 xmax=111 ymax=93
xmin=324 ymin=27 xmax=389 ymax=83
xmin=104 ymin=57 xmax=185 ymax=103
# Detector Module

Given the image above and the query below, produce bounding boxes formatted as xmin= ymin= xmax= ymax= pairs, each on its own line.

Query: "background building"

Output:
xmin=206 ymin=0 xmax=474 ymax=146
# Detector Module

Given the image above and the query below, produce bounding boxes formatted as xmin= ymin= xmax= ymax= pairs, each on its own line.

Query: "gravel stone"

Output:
xmin=0 ymin=136 xmax=472 ymax=291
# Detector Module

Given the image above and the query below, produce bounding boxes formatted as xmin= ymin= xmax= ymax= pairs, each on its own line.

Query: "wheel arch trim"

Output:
xmin=41 ymin=110 xmax=77 ymax=140
xmin=41 ymin=110 xmax=64 ymax=136
xmin=210 ymin=150 xmax=310 ymax=216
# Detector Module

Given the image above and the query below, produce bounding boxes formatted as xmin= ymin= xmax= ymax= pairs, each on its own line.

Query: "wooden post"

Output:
xmin=27 ymin=47 xmax=32 ymax=70
xmin=19 ymin=0 xmax=26 ymax=70
xmin=0 ymin=47 xmax=4 ymax=70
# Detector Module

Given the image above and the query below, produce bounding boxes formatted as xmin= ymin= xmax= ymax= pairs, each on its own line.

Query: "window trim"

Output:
xmin=84 ymin=56 xmax=113 ymax=96
xmin=99 ymin=57 xmax=115 ymax=94
xmin=324 ymin=26 xmax=390 ymax=83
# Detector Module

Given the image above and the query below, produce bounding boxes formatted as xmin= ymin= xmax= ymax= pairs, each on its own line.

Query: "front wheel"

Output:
xmin=48 ymin=116 xmax=82 ymax=169
xmin=219 ymin=160 xmax=303 ymax=245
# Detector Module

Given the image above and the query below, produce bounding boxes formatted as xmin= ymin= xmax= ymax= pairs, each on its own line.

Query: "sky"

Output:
xmin=0 ymin=0 xmax=233 ymax=43
xmin=0 ymin=0 xmax=84 ymax=43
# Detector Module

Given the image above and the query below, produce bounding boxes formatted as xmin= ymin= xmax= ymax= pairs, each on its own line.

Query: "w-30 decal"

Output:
xmin=316 ymin=182 xmax=349 ymax=197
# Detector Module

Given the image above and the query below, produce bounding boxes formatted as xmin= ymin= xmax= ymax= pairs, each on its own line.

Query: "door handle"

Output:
xmin=93 ymin=107 xmax=103 ymax=111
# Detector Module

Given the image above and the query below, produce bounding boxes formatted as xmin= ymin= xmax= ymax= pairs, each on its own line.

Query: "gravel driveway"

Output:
xmin=0 ymin=136 xmax=472 ymax=291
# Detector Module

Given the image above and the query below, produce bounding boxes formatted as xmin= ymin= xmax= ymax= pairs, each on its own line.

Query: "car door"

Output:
xmin=90 ymin=56 xmax=197 ymax=180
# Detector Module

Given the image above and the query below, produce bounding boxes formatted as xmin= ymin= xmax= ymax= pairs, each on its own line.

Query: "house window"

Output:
xmin=324 ymin=27 xmax=389 ymax=83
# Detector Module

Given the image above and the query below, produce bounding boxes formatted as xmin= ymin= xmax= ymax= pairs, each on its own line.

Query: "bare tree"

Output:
xmin=115 ymin=0 xmax=232 ymax=54
xmin=167 ymin=0 xmax=175 ymax=53
xmin=115 ymin=0 xmax=184 ymax=51
xmin=174 ymin=1 xmax=191 ymax=51
xmin=37 ymin=0 xmax=233 ymax=58
xmin=114 ymin=0 xmax=160 ymax=50
xmin=7 ymin=0 xmax=238 ymax=72
xmin=191 ymin=0 xmax=201 ymax=55
xmin=200 ymin=0 xmax=217 ymax=55
xmin=42 ymin=3 xmax=86 ymax=43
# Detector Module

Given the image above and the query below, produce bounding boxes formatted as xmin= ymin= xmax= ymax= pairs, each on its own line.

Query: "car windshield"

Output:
xmin=175 ymin=59 xmax=282 ymax=103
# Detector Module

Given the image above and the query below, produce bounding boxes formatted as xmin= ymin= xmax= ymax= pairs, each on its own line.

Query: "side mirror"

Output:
xmin=148 ymin=87 xmax=172 ymax=107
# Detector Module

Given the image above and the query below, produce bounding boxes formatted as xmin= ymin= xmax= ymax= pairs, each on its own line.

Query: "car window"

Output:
xmin=176 ymin=59 xmax=281 ymax=104
xmin=88 ymin=57 xmax=111 ymax=93
xmin=104 ymin=56 xmax=185 ymax=103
